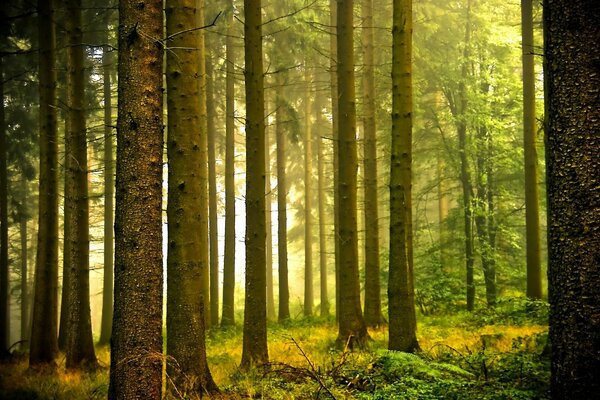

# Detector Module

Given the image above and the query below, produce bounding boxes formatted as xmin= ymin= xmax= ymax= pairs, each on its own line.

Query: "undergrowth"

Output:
xmin=0 ymin=300 xmax=549 ymax=399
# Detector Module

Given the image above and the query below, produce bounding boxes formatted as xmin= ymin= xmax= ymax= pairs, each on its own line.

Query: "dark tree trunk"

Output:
xmin=240 ymin=0 xmax=269 ymax=368
xmin=544 ymin=0 xmax=600 ymax=397
xmin=30 ymin=0 xmax=60 ymax=367
xmin=108 ymin=0 xmax=164 ymax=397
xmin=0 ymin=54 xmax=9 ymax=357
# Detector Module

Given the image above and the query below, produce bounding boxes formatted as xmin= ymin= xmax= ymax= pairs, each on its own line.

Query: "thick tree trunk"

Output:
xmin=30 ymin=0 xmax=60 ymax=367
xmin=388 ymin=0 xmax=419 ymax=353
xmin=336 ymin=0 xmax=368 ymax=348
xmin=241 ymin=0 xmax=269 ymax=368
xmin=544 ymin=0 xmax=600 ymax=397
xmin=99 ymin=8 xmax=114 ymax=346
xmin=361 ymin=0 xmax=383 ymax=328
xmin=521 ymin=0 xmax=542 ymax=300
xmin=276 ymin=86 xmax=290 ymax=322
xmin=165 ymin=0 xmax=218 ymax=394
xmin=64 ymin=0 xmax=97 ymax=369
xmin=304 ymin=65 xmax=314 ymax=317
xmin=108 ymin=0 xmax=164 ymax=397
xmin=221 ymin=0 xmax=236 ymax=326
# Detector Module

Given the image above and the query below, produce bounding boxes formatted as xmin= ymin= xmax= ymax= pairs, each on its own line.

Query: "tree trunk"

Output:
xmin=165 ymin=0 xmax=218 ymax=394
xmin=64 ymin=0 xmax=97 ymax=369
xmin=304 ymin=64 xmax=314 ymax=317
xmin=58 ymin=116 xmax=71 ymax=352
xmin=265 ymin=121 xmax=276 ymax=321
xmin=336 ymin=0 xmax=368 ymax=348
xmin=99 ymin=8 xmax=114 ymax=346
xmin=30 ymin=0 xmax=60 ymax=367
xmin=521 ymin=0 xmax=542 ymax=300
xmin=316 ymin=93 xmax=330 ymax=318
xmin=361 ymin=0 xmax=383 ymax=328
xmin=19 ymin=177 xmax=30 ymax=350
xmin=388 ymin=0 xmax=419 ymax=353
xmin=240 ymin=0 xmax=269 ymax=368
xmin=221 ymin=0 xmax=236 ymax=326
xmin=206 ymin=52 xmax=220 ymax=328
xmin=544 ymin=0 xmax=600 ymax=397
xmin=108 ymin=0 xmax=164 ymax=397
xmin=276 ymin=84 xmax=290 ymax=322
xmin=0 ymin=54 xmax=9 ymax=357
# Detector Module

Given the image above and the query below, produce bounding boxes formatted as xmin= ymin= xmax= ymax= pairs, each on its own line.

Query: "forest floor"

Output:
xmin=0 ymin=298 xmax=549 ymax=399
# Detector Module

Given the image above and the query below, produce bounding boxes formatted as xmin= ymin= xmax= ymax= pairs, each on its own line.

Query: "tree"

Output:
xmin=221 ymin=0 xmax=237 ymax=326
xmin=265 ymin=122 xmax=276 ymax=321
xmin=0 ymin=51 xmax=9 ymax=358
xmin=388 ymin=0 xmax=419 ymax=352
xmin=521 ymin=0 xmax=542 ymax=300
xmin=361 ymin=0 xmax=383 ymax=328
xmin=336 ymin=0 xmax=368 ymax=348
xmin=64 ymin=0 xmax=97 ymax=369
xmin=544 ymin=0 xmax=600 ymax=397
xmin=29 ymin=0 xmax=60 ymax=367
xmin=240 ymin=0 xmax=269 ymax=368
xmin=303 ymin=64 xmax=314 ymax=317
xmin=276 ymin=81 xmax=291 ymax=322
xmin=108 ymin=0 xmax=164 ymax=396
xmin=99 ymin=6 xmax=115 ymax=346
xmin=165 ymin=0 xmax=217 ymax=393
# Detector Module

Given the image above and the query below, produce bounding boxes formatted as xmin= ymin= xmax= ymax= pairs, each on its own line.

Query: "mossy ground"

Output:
xmin=0 ymin=301 xmax=549 ymax=399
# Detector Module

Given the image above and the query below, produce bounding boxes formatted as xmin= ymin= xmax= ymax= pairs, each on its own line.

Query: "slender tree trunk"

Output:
xmin=19 ymin=177 xmax=30 ymax=349
xmin=361 ymin=0 xmax=383 ymax=328
xmin=316 ymin=94 xmax=330 ymax=318
xmin=265 ymin=123 xmax=276 ymax=321
xmin=336 ymin=0 xmax=368 ymax=348
xmin=544 ymin=1 xmax=600 ymax=397
xmin=388 ymin=0 xmax=419 ymax=352
xmin=165 ymin=0 xmax=218 ymax=394
xmin=0 ymin=55 xmax=9 ymax=357
xmin=221 ymin=0 xmax=236 ymax=326
xmin=108 ymin=0 xmax=164 ymax=397
xmin=240 ymin=0 xmax=269 ymax=368
xmin=521 ymin=0 xmax=542 ymax=300
xmin=437 ymin=151 xmax=450 ymax=272
xmin=206 ymin=53 xmax=220 ymax=328
xmin=304 ymin=64 xmax=314 ymax=317
xmin=30 ymin=0 xmax=60 ymax=367
xmin=58 ymin=115 xmax=71 ymax=351
xmin=99 ymin=8 xmax=114 ymax=347
xmin=276 ymin=85 xmax=290 ymax=322
xmin=329 ymin=0 xmax=340 ymax=323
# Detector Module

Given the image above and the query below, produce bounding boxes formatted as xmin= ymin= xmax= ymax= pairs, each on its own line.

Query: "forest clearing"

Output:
xmin=1 ymin=301 xmax=549 ymax=399
xmin=0 ymin=0 xmax=598 ymax=398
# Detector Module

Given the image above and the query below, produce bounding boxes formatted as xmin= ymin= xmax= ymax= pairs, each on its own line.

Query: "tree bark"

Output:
xmin=165 ymin=0 xmax=218 ymax=394
xmin=265 ymin=121 xmax=276 ymax=321
xmin=544 ymin=0 xmax=600 ymax=397
xmin=316 ymin=93 xmax=330 ymax=318
xmin=30 ymin=0 xmax=60 ymax=367
xmin=221 ymin=0 xmax=237 ymax=326
xmin=388 ymin=0 xmax=419 ymax=353
xmin=336 ymin=0 xmax=368 ymax=348
xmin=304 ymin=64 xmax=314 ymax=317
xmin=19 ymin=177 xmax=30 ymax=350
xmin=0 ymin=53 xmax=9 ymax=357
xmin=108 ymin=0 xmax=164 ymax=397
xmin=64 ymin=0 xmax=97 ymax=369
xmin=361 ymin=0 xmax=383 ymax=328
xmin=521 ymin=0 xmax=542 ymax=300
xmin=240 ymin=0 xmax=269 ymax=368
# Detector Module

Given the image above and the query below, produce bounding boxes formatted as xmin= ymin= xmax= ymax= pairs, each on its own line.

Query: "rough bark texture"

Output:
xmin=304 ymin=66 xmax=314 ymax=317
xmin=108 ymin=0 xmax=164 ymax=397
xmin=361 ymin=0 xmax=383 ymax=328
xmin=64 ymin=0 xmax=97 ymax=369
xmin=388 ymin=0 xmax=419 ymax=353
xmin=0 ymin=55 xmax=9 ymax=356
xmin=221 ymin=0 xmax=236 ymax=326
xmin=276 ymin=86 xmax=290 ymax=322
xmin=241 ymin=0 xmax=269 ymax=368
xmin=521 ymin=0 xmax=542 ymax=300
xmin=544 ymin=0 xmax=600 ymax=397
xmin=99 ymin=8 xmax=115 ymax=346
xmin=30 ymin=0 xmax=60 ymax=367
xmin=58 ymin=116 xmax=72 ymax=352
xmin=165 ymin=0 xmax=218 ymax=394
xmin=206 ymin=52 xmax=220 ymax=328
xmin=336 ymin=0 xmax=368 ymax=348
